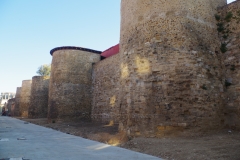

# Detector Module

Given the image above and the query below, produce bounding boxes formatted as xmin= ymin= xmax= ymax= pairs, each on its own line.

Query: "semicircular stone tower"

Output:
xmin=19 ymin=80 xmax=32 ymax=117
xmin=14 ymin=87 xmax=21 ymax=116
xmin=120 ymin=0 xmax=227 ymax=136
xmin=48 ymin=46 xmax=101 ymax=121
xmin=28 ymin=76 xmax=49 ymax=118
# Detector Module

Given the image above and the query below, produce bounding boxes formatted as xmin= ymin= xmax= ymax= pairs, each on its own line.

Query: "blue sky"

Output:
xmin=0 ymin=0 xmax=236 ymax=92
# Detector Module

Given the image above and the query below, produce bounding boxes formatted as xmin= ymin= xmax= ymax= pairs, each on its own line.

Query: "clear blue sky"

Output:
xmin=0 ymin=0 xmax=235 ymax=92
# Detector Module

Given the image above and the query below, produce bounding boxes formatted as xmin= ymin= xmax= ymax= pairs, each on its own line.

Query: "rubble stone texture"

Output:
xmin=19 ymin=80 xmax=32 ymax=117
xmin=119 ymin=0 xmax=227 ymax=136
xmin=92 ymin=54 xmax=120 ymax=124
xmin=48 ymin=47 xmax=101 ymax=121
xmin=218 ymin=1 xmax=240 ymax=129
xmin=13 ymin=87 xmax=21 ymax=116
xmin=28 ymin=76 xmax=49 ymax=118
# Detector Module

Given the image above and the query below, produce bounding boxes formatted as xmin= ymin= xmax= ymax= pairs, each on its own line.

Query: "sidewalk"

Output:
xmin=0 ymin=116 xmax=161 ymax=160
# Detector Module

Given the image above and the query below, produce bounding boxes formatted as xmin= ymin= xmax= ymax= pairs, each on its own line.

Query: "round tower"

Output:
xmin=28 ymin=76 xmax=49 ymax=118
xmin=7 ymin=98 xmax=15 ymax=116
xmin=19 ymin=80 xmax=32 ymax=117
xmin=119 ymin=0 xmax=227 ymax=136
xmin=13 ymin=87 xmax=21 ymax=116
xmin=48 ymin=46 xmax=101 ymax=121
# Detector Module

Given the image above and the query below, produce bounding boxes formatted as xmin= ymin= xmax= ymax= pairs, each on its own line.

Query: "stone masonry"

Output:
xmin=119 ymin=0 xmax=227 ymax=136
xmin=19 ymin=80 xmax=32 ymax=117
xmin=218 ymin=1 xmax=240 ymax=129
xmin=48 ymin=47 xmax=101 ymax=121
xmin=28 ymin=76 xmax=49 ymax=118
xmin=92 ymin=53 xmax=121 ymax=124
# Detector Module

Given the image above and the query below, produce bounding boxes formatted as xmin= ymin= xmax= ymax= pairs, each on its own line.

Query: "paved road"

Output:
xmin=0 ymin=116 xmax=161 ymax=160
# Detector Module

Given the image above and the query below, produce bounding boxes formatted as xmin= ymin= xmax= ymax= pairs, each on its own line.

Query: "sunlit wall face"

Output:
xmin=119 ymin=0 xmax=226 ymax=136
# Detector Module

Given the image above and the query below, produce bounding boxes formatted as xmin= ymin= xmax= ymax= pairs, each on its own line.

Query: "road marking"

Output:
xmin=10 ymin=158 xmax=23 ymax=160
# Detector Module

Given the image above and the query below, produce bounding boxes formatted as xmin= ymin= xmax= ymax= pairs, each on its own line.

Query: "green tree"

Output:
xmin=36 ymin=64 xmax=51 ymax=76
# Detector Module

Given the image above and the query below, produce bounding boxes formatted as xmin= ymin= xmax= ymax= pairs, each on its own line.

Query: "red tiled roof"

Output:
xmin=101 ymin=44 xmax=119 ymax=58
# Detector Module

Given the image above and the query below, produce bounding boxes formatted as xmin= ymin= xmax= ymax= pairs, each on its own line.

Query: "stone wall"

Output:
xmin=119 ymin=0 xmax=227 ymax=136
xmin=218 ymin=0 xmax=240 ymax=129
xmin=13 ymin=87 xmax=21 ymax=116
xmin=92 ymin=53 xmax=120 ymax=124
xmin=19 ymin=80 xmax=32 ymax=117
xmin=48 ymin=47 xmax=101 ymax=121
xmin=28 ymin=76 xmax=49 ymax=118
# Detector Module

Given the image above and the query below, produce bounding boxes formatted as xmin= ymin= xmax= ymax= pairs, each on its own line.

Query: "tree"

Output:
xmin=36 ymin=64 xmax=51 ymax=76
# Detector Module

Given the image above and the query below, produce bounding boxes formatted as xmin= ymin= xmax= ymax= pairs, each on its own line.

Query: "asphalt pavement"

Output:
xmin=0 ymin=116 xmax=161 ymax=160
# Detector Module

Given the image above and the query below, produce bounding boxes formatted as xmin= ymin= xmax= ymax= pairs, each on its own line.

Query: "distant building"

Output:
xmin=0 ymin=92 xmax=16 ymax=108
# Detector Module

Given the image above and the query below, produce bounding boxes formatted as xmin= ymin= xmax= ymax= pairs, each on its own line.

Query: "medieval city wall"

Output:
xmin=19 ymin=80 xmax=32 ymax=117
xmin=92 ymin=53 xmax=121 ymax=124
xmin=48 ymin=47 xmax=101 ymax=121
xmin=119 ymin=0 xmax=227 ymax=136
xmin=28 ymin=76 xmax=49 ymax=118
xmin=11 ymin=0 xmax=240 ymax=135
xmin=218 ymin=1 xmax=240 ymax=129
